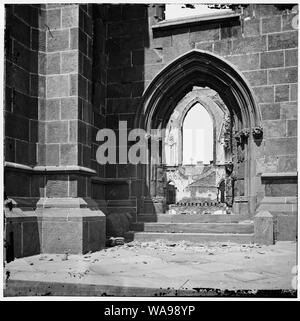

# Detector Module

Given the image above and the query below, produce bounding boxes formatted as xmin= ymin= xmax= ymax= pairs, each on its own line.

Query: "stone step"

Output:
xmin=126 ymin=232 xmax=254 ymax=244
xmin=130 ymin=222 xmax=254 ymax=234
xmin=156 ymin=214 xmax=248 ymax=223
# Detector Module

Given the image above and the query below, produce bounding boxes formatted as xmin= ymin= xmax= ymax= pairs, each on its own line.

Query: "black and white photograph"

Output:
xmin=1 ymin=1 xmax=298 ymax=303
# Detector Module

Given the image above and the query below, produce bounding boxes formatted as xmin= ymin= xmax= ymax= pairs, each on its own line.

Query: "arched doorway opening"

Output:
xmin=135 ymin=50 xmax=262 ymax=217
xmin=166 ymin=181 xmax=176 ymax=205
xmin=182 ymin=102 xmax=213 ymax=165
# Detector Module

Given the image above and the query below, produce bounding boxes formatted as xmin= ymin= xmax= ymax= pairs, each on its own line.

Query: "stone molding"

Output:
xmin=152 ymin=13 xmax=240 ymax=31
xmin=5 ymin=162 xmax=96 ymax=175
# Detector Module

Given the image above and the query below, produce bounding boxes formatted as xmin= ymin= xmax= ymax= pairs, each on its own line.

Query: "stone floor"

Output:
xmin=4 ymin=240 xmax=298 ymax=296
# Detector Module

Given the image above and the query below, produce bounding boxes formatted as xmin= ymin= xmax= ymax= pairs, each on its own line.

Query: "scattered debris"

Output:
xmin=178 ymin=279 xmax=190 ymax=290
xmin=39 ymin=255 xmax=54 ymax=261
xmin=107 ymin=237 xmax=125 ymax=247
xmin=62 ymin=250 xmax=70 ymax=261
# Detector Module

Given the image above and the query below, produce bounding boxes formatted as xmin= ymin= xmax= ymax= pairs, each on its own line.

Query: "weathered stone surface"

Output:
xmin=243 ymin=70 xmax=267 ymax=86
xmin=265 ymin=179 xmax=297 ymax=197
xmin=15 ymin=140 xmax=29 ymax=165
xmin=268 ymin=31 xmax=298 ymax=50
xmin=262 ymin=15 xmax=281 ymax=34
xmin=280 ymin=102 xmax=297 ymax=119
xmin=47 ymin=29 xmax=70 ymax=52
xmin=232 ymin=36 xmax=267 ymax=54
xmin=4 ymin=4 xmax=300 ymax=253
xmin=282 ymin=12 xmax=298 ymax=31
xmin=45 ymin=176 xmax=69 ymax=197
xmin=46 ymin=8 xmax=61 ymax=30
xmin=253 ymin=86 xmax=274 ymax=103
xmin=41 ymin=208 xmax=106 ymax=254
xmin=45 ymin=99 xmax=60 ymax=120
xmin=260 ymin=51 xmax=284 ymax=69
xmin=46 ymin=75 xmax=69 ymax=98
xmin=275 ymin=214 xmax=297 ymax=241
xmin=226 ymin=53 xmax=259 ymax=71
xmin=45 ymin=144 xmax=59 ymax=166
xmin=190 ymin=25 xmax=220 ymax=43
xmin=60 ymin=144 xmax=78 ymax=165
xmin=254 ymin=211 xmax=274 ymax=245
xmin=268 ymin=67 xmax=297 ymax=85
xmin=5 ymin=171 xmax=30 ymax=197
xmin=290 ymin=84 xmax=297 ymax=101
xmin=61 ymin=51 xmax=78 ymax=73
xmin=275 ymin=85 xmax=290 ymax=102
xmin=285 ymin=49 xmax=298 ymax=66
xmin=61 ymin=97 xmax=78 ymax=119
xmin=213 ymin=40 xmax=232 ymax=56
xmin=22 ymin=221 xmax=40 ymax=256
xmin=46 ymin=121 xmax=68 ymax=143
xmin=278 ymin=156 xmax=297 ymax=172
xmin=243 ymin=18 xmax=260 ymax=37
xmin=62 ymin=6 xmax=79 ymax=28
xmin=264 ymin=137 xmax=297 ymax=156
xmin=287 ymin=119 xmax=297 ymax=137
xmin=106 ymin=212 xmax=133 ymax=237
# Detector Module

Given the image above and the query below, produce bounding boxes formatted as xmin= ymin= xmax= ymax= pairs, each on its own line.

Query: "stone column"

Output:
xmin=35 ymin=4 xmax=105 ymax=254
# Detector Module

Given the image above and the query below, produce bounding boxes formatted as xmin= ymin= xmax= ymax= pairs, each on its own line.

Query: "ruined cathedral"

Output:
xmin=4 ymin=3 xmax=298 ymax=259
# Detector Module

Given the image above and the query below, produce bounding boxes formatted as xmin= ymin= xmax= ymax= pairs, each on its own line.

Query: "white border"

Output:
xmin=0 ymin=0 xmax=299 ymax=302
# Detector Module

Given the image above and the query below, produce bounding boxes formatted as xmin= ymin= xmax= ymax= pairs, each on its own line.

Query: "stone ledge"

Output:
xmin=260 ymin=196 xmax=297 ymax=204
xmin=5 ymin=162 xmax=97 ymax=175
xmin=36 ymin=197 xmax=100 ymax=209
xmin=152 ymin=12 xmax=240 ymax=31
xmin=91 ymin=177 xmax=130 ymax=184
xmin=261 ymin=172 xmax=297 ymax=179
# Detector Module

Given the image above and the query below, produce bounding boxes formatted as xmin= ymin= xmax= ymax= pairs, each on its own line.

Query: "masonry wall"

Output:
xmin=104 ymin=4 xmax=297 ymax=220
xmin=4 ymin=4 xmax=298 ymax=242
xmin=4 ymin=5 xmax=40 ymax=198
xmin=4 ymin=4 xmax=107 ymax=201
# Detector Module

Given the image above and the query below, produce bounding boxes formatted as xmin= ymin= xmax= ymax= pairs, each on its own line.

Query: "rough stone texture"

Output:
xmin=5 ymin=241 xmax=297 ymax=295
xmin=4 ymin=4 xmax=299 ymax=252
xmin=41 ymin=208 xmax=106 ymax=254
xmin=254 ymin=211 xmax=274 ymax=245
xmin=5 ymin=211 xmax=41 ymax=259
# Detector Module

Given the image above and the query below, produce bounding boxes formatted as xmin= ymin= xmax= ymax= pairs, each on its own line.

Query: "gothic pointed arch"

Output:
xmin=135 ymin=49 xmax=262 ymax=132
xmin=135 ymin=49 xmax=263 ymax=216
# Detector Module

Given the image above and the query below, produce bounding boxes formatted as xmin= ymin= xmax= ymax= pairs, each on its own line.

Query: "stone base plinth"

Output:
xmin=40 ymin=208 xmax=106 ymax=254
xmin=5 ymin=198 xmax=106 ymax=259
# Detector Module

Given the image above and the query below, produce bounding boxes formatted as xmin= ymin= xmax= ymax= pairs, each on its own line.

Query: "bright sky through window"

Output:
xmin=165 ymin=4 xmax=233 ymax=20
xmin=182 ymin=103 xmax=213 ymax=165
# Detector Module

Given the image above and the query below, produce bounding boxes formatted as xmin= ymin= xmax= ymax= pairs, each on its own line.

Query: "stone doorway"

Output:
xmin=135 ymin=50 xmax=263 ymax=218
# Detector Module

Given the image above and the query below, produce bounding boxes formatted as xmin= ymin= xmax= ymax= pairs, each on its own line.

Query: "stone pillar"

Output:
xmin=4 ymin=4 xmax=106 ymax=256
xmin=254 ymin=211 xmax=274 ymax=245
xmin=36 ymin=4 xmax=105 ymax=254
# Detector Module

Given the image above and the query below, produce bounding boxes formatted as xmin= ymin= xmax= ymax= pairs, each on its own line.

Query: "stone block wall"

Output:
xmin=4 ymin=4 xmax=298 ymax=244
xmin=4 ymin=5 xmax=40 ymax=197
xmin=4 ymin=4 xmax=107 ymax=255
xmin=104 ymin=4 xmax=298 ymax=220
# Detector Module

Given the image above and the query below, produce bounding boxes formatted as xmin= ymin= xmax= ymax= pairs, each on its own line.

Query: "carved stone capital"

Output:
xmin=240 ymin=128 xmax=250 ymax=139
xmin=252 ymin=126 xmax=263 ymax=139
